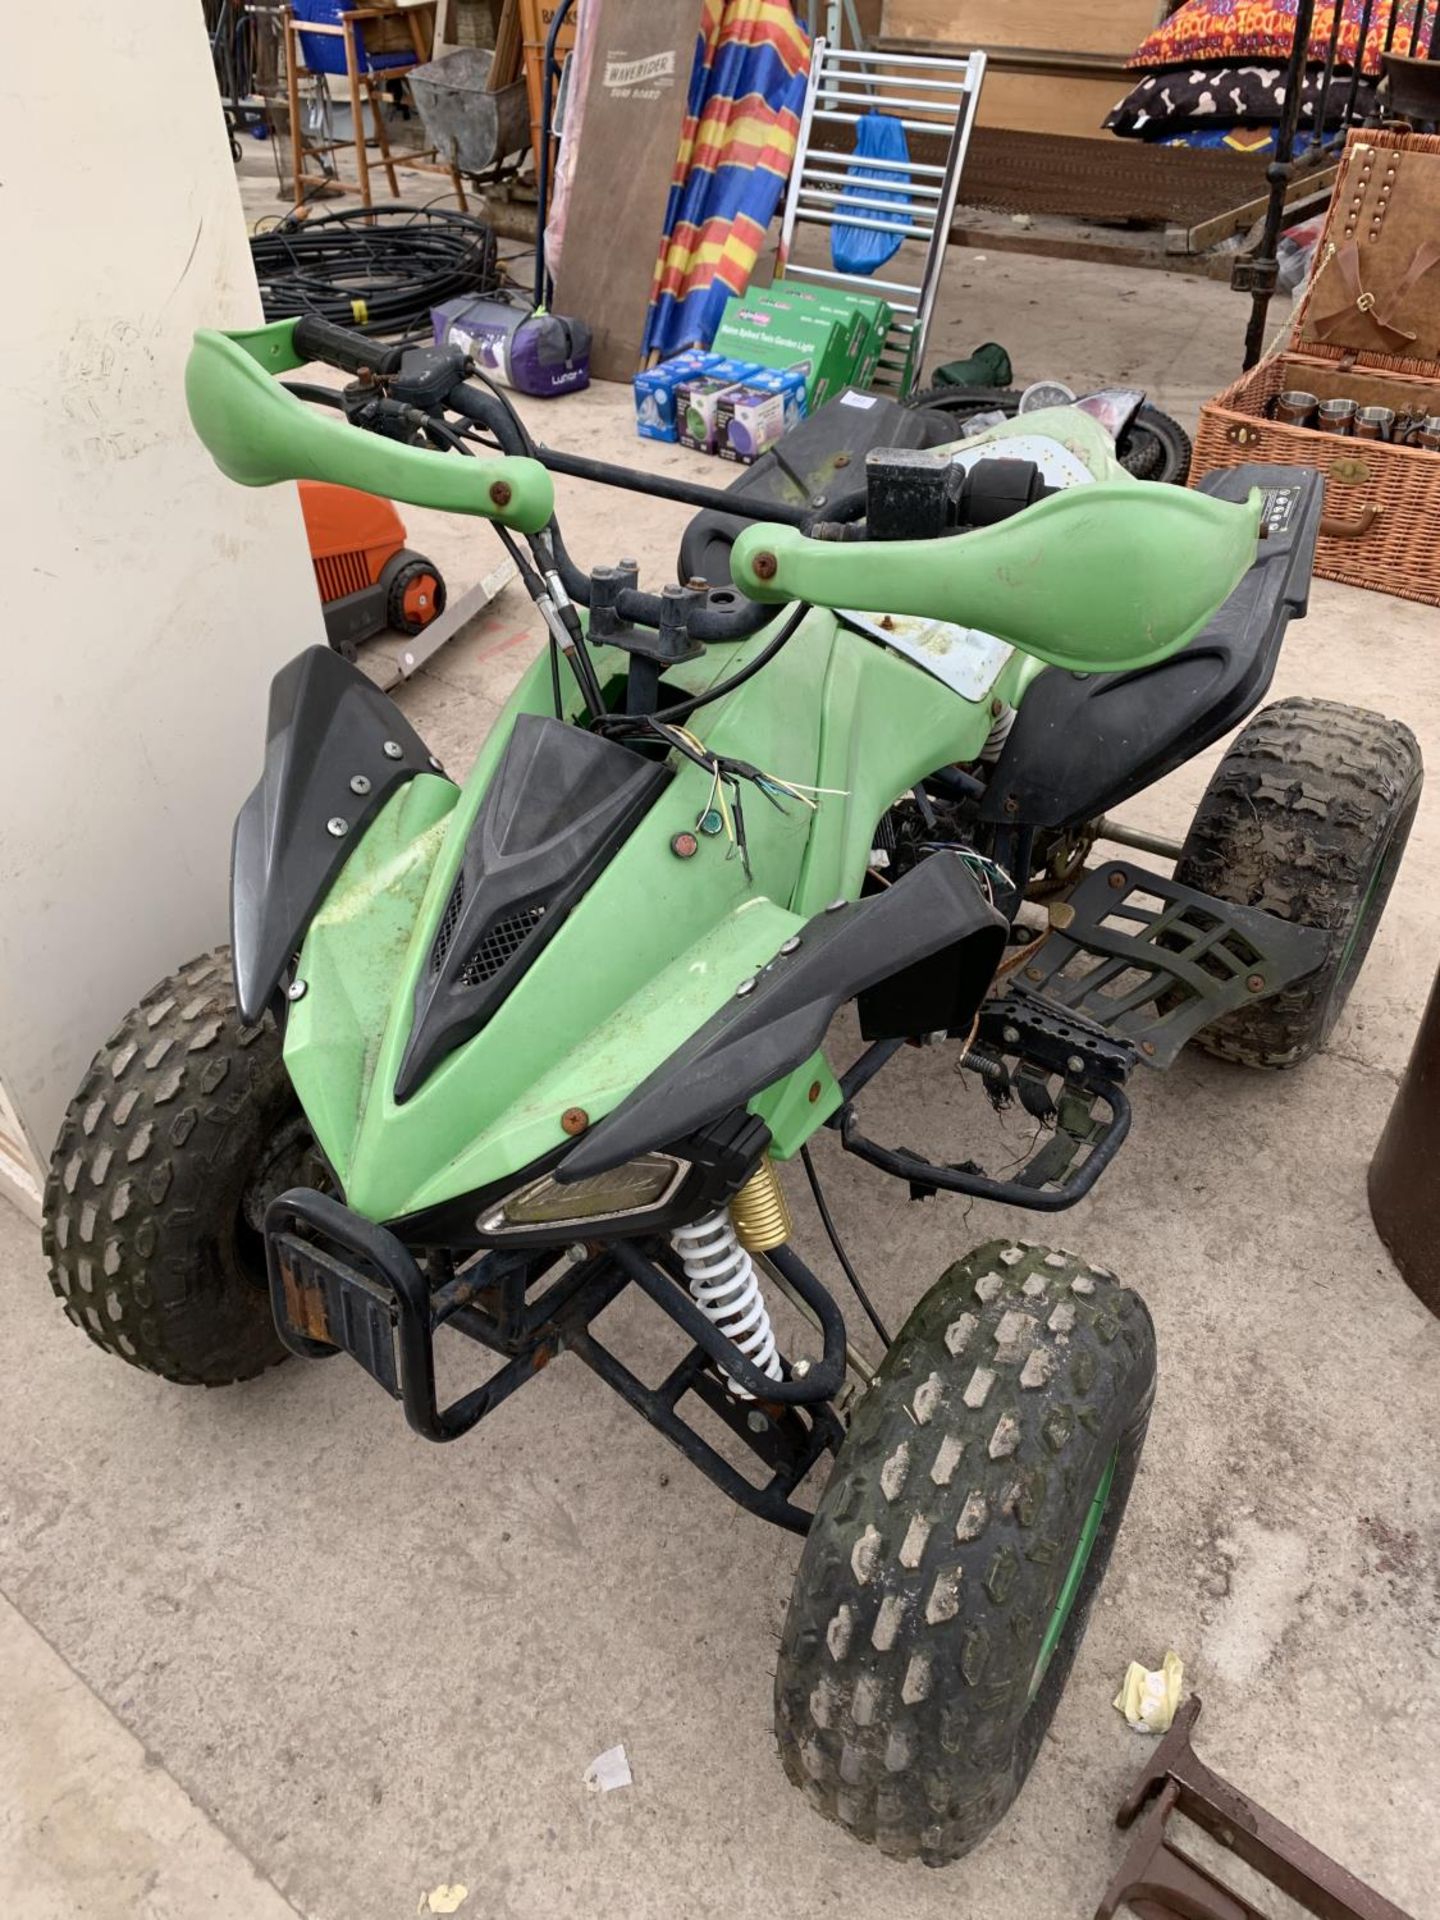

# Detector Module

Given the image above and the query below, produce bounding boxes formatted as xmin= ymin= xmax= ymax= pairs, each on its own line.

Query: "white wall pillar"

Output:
xmin=0 ymin=0 xmax=326 ymax=1220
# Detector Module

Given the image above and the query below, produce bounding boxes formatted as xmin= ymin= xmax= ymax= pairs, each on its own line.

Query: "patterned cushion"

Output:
xmin=1127 ymin=0 xmax=1433 ymax=77
xmin=1107 ymin=62 xmax=1379 ymax=137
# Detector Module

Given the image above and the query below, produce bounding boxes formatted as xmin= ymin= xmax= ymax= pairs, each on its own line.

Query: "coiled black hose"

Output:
xmin=250 ymin=205 xmax=499 ymax=337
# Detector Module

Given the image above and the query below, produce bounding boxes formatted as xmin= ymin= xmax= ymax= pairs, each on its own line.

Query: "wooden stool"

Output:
xmin=284 ymin=3 xmax=467 ymax=212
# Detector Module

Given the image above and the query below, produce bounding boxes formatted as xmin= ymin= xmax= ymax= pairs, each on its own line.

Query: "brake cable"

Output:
xmin=433 ymin=416 xmax=605 ymax=722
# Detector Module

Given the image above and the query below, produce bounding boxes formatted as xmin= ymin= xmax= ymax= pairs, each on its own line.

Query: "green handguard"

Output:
xmin=186 ymin=321 xmax=555 ymax=535
xmin=730 ymin=480 xmax=1264 ymax=675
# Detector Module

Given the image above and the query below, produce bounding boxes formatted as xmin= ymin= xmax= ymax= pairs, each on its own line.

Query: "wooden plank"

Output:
xmin=810 ymin=123 xmax=1269 ymax=225
xmin=880 ymin=0 xmax=1164 ymax=60
xmin=1169 ymin=166 xmax=1339 ymax=256
xmin=867 ymin=38 xmax=1131 ymax=140
xmin=490 ymin=0 xmax=523 ymax=87
xmin=551 ymin=0 xmax=705 ymax=382
xmin=948 ymin=210 xmax=1234 ymax=278
xmin=976 ymin=70 xmax=1124 ymax=140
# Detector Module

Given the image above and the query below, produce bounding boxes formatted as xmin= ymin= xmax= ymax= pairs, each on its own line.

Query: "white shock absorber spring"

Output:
xmin=980 ymin=702 xmax=1016 ymax=763
xmin=671 ymin=1210 xmax=783 ymax=1398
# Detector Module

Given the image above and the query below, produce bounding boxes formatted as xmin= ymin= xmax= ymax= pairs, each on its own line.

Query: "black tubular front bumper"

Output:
xmin=265 ymin=1189 xmax=590 ymax=1442
xmin=265 ymin=1187 xmax=847 ymax=1418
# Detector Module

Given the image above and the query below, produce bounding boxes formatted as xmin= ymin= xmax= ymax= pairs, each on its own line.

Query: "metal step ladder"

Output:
xmin=776 ymin=38 xmax=986 ymax=396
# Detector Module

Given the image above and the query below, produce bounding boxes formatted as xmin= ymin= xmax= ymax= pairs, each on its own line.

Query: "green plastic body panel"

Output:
xmin=730 ymin=480 xmax=1262 ymax=673
xmin=283 ymin=607 xmax=1005 ymax=1222
xmin=272 ymin=399 xmax=1264 ymax=1227
xmin=185 ymin=321 xmax=555 ymax=534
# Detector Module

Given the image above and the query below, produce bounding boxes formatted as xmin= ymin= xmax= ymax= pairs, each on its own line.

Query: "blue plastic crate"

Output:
xmin=292 ymin=0 xmax=415 ymax=77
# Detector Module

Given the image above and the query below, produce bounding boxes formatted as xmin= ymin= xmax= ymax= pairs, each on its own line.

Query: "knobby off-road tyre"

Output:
xmin=1175 ymin=698 xmax=1422 ymax=1069
xmin=775 ymin=1240 xmax=1155 ymax=1865
xmin=42 ymin=949 xmax=316 ymax=1384
xmin=903 ymin=385 xmax=1193 ymax=485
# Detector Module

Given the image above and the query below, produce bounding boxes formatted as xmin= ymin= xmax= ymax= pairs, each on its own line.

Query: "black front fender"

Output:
xmin=231 ymin=647 xmax=438 ymax=1024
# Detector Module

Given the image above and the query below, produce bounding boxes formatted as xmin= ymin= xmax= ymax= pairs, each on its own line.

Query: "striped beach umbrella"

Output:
xmin=641 ymin=0 xmax=810 ymax=363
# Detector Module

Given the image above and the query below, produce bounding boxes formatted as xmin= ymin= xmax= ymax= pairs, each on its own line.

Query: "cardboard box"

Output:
xmin=633 ymin=350 xmax=762 ymax=441
xmin=714 ymin=385 xmax=787 ymax=464
xmin=715 ymin=368 xmax=808 ymax=462
xmin=675 ymin=375 xmax=737 ymax=452
xmin=755 ymin=282 xmax=891 ymax=390
xmin=750 ymin=366 xmax=809 ymax=435
xmin=633 ymin=348 xmax=712 ymax=440
xmin=710 ymin=301 xmax=854 ymax=411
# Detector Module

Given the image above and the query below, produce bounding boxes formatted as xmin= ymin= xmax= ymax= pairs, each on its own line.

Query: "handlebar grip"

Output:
xmin=292 ymin=314 xmax=404 ymax=378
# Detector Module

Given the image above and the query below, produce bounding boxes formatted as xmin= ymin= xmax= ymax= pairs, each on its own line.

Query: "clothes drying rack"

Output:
xmin=775 ymin=37 xmax=986 ymax=396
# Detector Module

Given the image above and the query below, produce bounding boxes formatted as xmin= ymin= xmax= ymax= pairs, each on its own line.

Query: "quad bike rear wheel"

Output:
xmin=774 ymin=1240 xmax=1155 ymax=1865
xmin=1176 ymin=698 xmax=1422 ymax=1068
xmin=42 ymin=948 xmax=323 ymax=1384
xmin=904 ymin=385 xmax=1192 ymax=485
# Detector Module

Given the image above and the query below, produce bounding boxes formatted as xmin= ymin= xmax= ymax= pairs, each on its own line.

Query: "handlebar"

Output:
xmin=200 ymin=316 xmax=1266 ymax=678
xmin=730 ymin=484 xmax=1265 ymax=675
xmin=292 ymin=314 xmax=404 ymax=379
xmin=238 ymin=316 xmax=780 ymax=643
xmin=186 ymin=321 xmax=556 ymax=533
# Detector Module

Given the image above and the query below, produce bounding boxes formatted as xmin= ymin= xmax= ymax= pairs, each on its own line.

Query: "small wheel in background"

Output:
xmin=903 ymin=384 xmax=1192 ymax=485
xmin=774 ymin=1240 xmax=1156 ymax=1865
xmin=384 ymin=553 xmax=446 ymax=638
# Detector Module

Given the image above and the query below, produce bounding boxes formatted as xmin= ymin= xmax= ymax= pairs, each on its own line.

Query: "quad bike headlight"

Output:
xmin=478 ymin=1152 xmax=689 ymax=1235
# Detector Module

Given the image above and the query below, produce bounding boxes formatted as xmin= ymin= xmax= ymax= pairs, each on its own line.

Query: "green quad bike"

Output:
xmin=44 ymin=317 xmax=1422 ymax=1865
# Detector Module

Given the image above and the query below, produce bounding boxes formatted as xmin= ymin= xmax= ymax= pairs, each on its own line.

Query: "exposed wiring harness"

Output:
xmin=251 ymin=204 xmax=500 ymax=337
xmin=600 ymin=711 xmax=845 ymax=878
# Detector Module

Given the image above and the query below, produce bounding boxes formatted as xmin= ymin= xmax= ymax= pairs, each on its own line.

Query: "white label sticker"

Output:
xmin=603 ymin=50 xmax=677 ymax=91
xmin=839 ymin=391 xmax=877 ymax=409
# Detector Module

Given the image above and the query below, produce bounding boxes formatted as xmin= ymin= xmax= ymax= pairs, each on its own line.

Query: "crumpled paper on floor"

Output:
xmin=1113 ymin=1651 xmax=1184 ymax=1733
xmin=584 ymin=1744 xmax=633 ymax=1792
xmin=420 ymin=1887 xmax=468 ymax=1916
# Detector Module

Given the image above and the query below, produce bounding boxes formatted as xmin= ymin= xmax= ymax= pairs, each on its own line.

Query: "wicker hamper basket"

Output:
xmin=1192 ymin=127 xmax=1440 ymax=607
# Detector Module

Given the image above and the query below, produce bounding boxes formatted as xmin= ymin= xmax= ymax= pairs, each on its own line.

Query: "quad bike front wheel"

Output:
xmin=774 ymin=1240 xmax=1155 ymax=1865
xmin=42 ymin=948 xmax=324 ymax=1384
xmin=1175 ymin=698 xmax=1422 ymax=1069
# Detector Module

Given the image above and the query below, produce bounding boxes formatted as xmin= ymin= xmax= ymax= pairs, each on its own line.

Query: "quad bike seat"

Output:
xmin=677 ymin=389 xmax=956 ymax=589
xmin=978 ymin=464 xmax=1325 ymax=831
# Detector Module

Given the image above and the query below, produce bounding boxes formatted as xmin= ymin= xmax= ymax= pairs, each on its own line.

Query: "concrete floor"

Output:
xmin=4 ymin=204 xmax=1439 ymax=1920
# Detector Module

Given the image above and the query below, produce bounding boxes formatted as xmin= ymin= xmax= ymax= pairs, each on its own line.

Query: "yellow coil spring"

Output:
xmin=728 ymin=1156 xmax=793 ymax=1253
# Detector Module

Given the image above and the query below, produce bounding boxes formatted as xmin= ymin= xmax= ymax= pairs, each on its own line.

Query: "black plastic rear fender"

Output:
xmin=231 ymin=647 xmax=438 ymax=1024
xmin=556 ymin=854 xmax=1008 ymax=1182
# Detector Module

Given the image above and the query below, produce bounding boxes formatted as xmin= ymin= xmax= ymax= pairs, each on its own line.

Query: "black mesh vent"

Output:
xmin=430 ymin=873 xmax=466 ymax=975
xmin=457 ymin=905 xmax=547 ymax=987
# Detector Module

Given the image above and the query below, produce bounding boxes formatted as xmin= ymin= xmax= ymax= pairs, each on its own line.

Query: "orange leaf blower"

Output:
xmin=298 ymin=481 xmax=447 ymax=660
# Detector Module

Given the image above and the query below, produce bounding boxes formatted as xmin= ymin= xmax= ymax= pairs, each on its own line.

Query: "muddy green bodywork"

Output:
xmin=283 ymin=607 xmax=1024 ymax=1222
xmin=284 ymin=515 xmax=1261 ymax=1225
xmin=189 ymin=338 xmax=1265 ymax=1227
